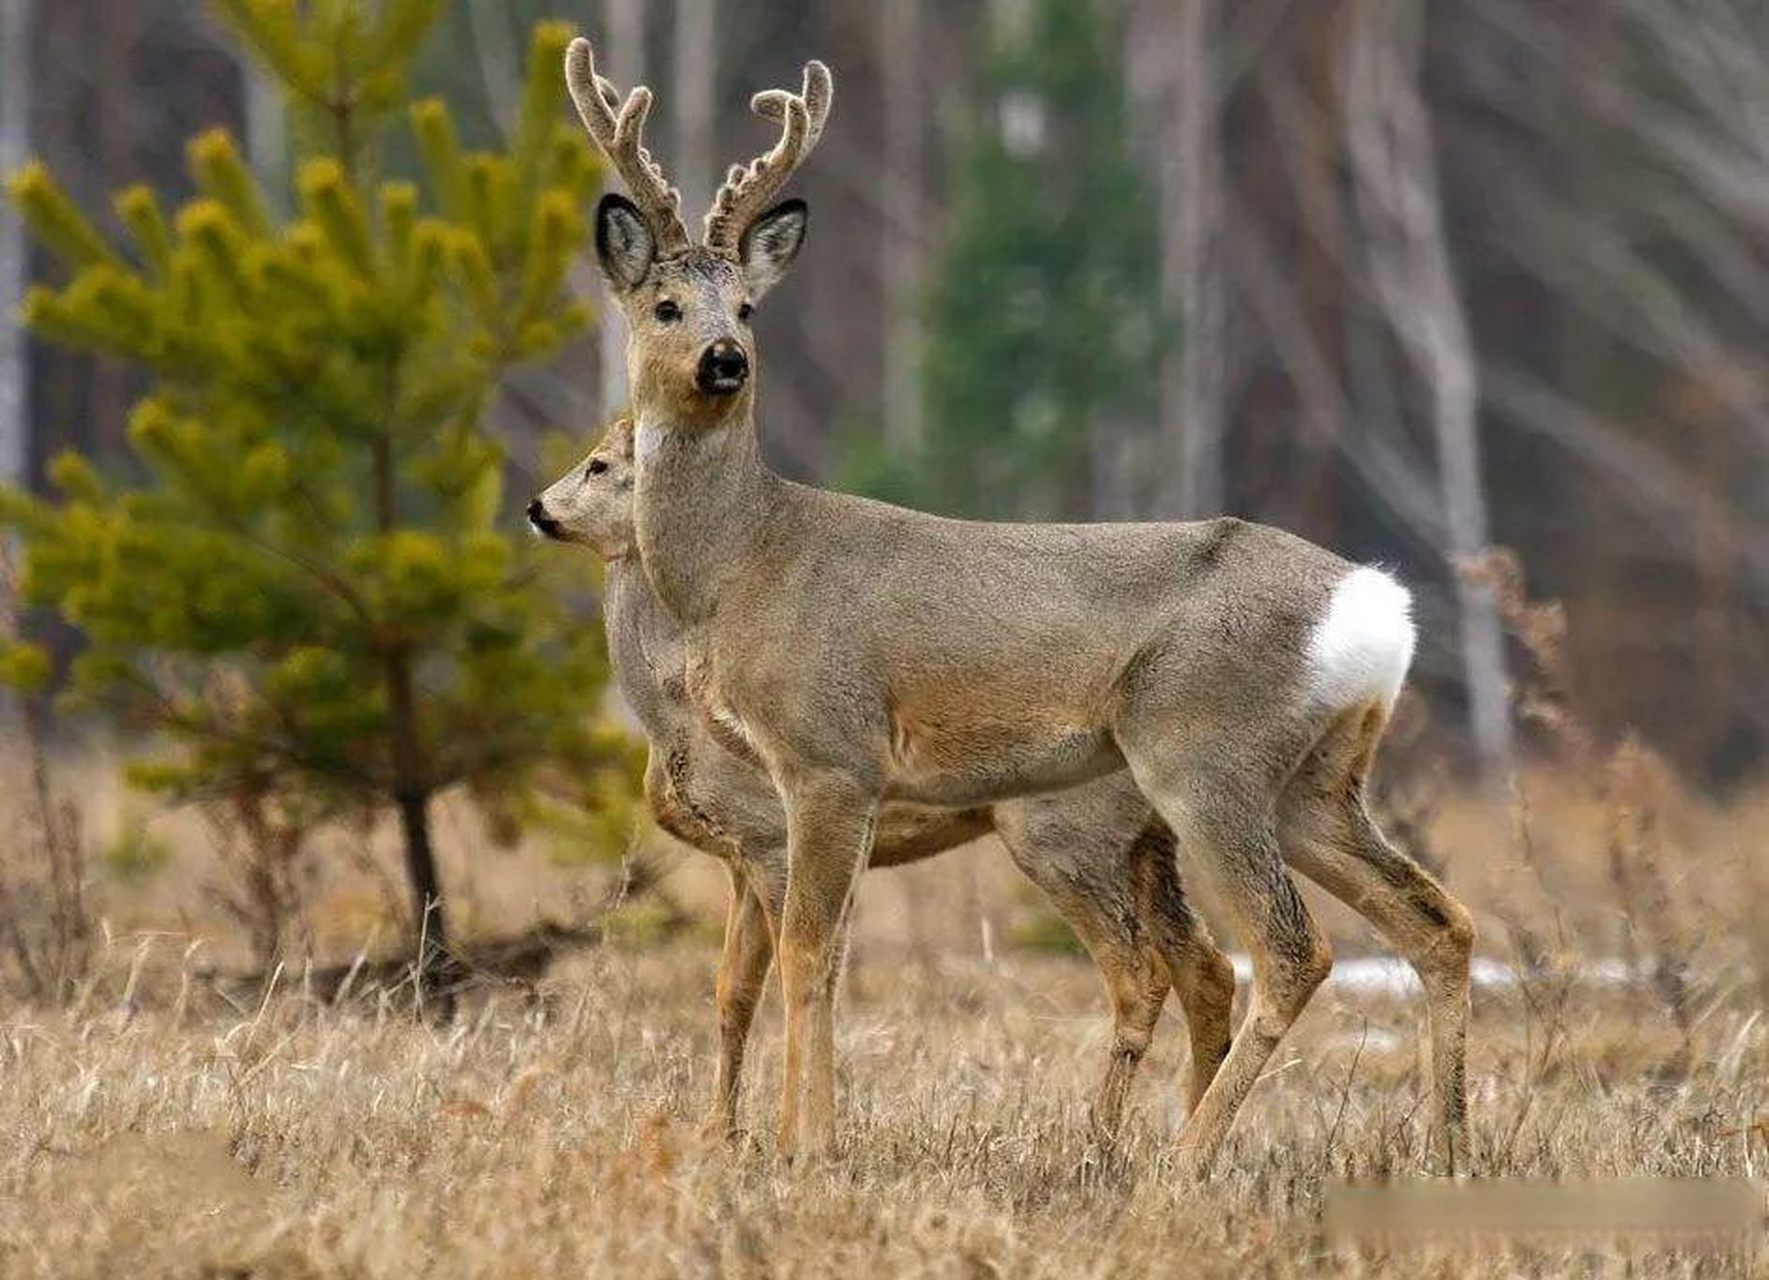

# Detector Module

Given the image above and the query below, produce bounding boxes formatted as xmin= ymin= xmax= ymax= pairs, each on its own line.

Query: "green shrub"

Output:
xmin=2 ymin=3 xmax=638 ymax=980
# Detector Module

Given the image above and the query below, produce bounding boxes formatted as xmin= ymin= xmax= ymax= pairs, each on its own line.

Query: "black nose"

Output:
xmin=696 ymin=340 xmax=749 ymax=395
xmin=527 ymin=497 xmax=560 ymax=537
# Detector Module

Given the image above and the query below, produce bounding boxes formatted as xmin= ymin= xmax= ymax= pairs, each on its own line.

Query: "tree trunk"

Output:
xmin=989 ymin=0 xmax=1031 ymax=39
xmin=387 ymin=647 xmax=445 ymax=942
xmin=1344 ymin=0 xmax=1514 ymax=781
xmin=671 ymin=0 xmax=715 ymax=231
xmin=394 ymin=783 xmax=447 ymax=973
xmin=1 ymin=0 xmax=33 ymax=490
xmin=598 ymin=0 xmax=647 ymax=421
xmin=878 ymin=0 xmax=925 ymax=453
xmin=1160 ymin=0 xmax=1225 ymax=519
xmin=239 ymin=21 xmax=288 ymax=232
xmin=371 ymin=426 xmax=451 ymax=1009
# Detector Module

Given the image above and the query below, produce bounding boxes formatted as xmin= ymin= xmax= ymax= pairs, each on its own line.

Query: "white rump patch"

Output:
xmin=1305 ymin=567 xmax=1416 ymax=712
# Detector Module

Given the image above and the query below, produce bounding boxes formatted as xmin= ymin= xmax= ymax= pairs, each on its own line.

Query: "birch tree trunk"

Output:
xmin=242 ymin=50 xmax=287 ymax=207
xmin=599 ymin=0 xmax=647 ymax=419
xmin=1345 ymin=0 xmax=1514 ymax=780
xmin=1 ymin=0 xmax=34 ymax=490
xmin=878 ymin=0 xmax=925 ymax=452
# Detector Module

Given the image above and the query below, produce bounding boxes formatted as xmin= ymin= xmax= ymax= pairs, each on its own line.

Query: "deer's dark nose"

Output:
xmin=527 ymin=497 xmax=560 ymax=538
xmin=696 ymin=340 xmax=749 ymax=395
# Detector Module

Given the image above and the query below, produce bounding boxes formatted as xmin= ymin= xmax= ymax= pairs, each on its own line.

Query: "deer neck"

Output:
xmin=631 ymin=406 xmax=778 ymax=626
xmin=602 ymin=555 xmax=691 ymax=743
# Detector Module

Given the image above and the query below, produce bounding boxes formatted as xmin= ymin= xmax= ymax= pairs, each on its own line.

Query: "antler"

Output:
xmin=702 ymin=61 xmax=833 ymax=253
xmin=564 ymin=37 xmax=692 ymax=255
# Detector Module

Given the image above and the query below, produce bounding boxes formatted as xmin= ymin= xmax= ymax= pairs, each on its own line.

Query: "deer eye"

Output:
xmin=737 ymin=302 xmax=754 ymax=322
xmin=586 ymin=458 xmax=609 ymax=477
xmin=653 ymin=300 xmax=681 ymax=323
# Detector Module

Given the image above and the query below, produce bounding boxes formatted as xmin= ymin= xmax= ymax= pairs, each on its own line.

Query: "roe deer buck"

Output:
xmin=563 ymin=38 xmax=1475 ymax=1175
xmin=530 ymin=415 xmax=1235 ymax=1136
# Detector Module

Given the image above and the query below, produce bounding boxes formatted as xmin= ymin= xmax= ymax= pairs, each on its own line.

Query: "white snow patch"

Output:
xmin=1306 ymin=566 xmax=1416 ymax=712
xmin=1230 ymin=953 xmax=1652 ymax=994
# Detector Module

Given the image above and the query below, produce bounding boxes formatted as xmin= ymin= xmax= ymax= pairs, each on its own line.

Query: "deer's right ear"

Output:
xmin=595 ymin=193 xmax=656 ymax=291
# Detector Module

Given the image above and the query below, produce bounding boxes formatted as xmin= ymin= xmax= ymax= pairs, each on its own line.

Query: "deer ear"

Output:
xmin=596 ymin=193 xmax=656 ymax=291
xmin=739 ymin=198 xmax=808 ymax=299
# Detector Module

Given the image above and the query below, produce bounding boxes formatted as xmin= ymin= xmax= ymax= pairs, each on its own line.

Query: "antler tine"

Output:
xmin=564 ymin=37 xmax=691 ymax=254
xmin=702 ymin=60 xmax=834 ymax=252
xmin=751 ymin=60 xmax=832 ymax=149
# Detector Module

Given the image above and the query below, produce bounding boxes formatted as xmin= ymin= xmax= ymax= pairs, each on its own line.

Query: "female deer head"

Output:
xmin=527 ymin=414 xmax=637 ymax=558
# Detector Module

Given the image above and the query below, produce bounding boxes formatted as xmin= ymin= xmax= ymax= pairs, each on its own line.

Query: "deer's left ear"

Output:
xmin=596 ymin=193 xmax=657 ymax=291
xmin=739 ymin=198 xmax=808 ymax=300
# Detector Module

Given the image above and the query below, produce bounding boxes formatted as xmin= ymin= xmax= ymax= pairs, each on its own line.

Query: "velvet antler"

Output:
xmin=701 ymin=60 xmax=833 ymax=253
xmin=564 ymin=37 xmax=692 ymax=255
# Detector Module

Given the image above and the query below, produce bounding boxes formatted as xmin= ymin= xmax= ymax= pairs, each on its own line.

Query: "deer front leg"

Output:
xmin=774 ymin=772 xmax=875 ymax=1161
xmin=705 ymin=866 xmax=776 ymax=1141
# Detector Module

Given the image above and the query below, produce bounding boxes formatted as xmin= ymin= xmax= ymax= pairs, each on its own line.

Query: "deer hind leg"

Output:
xmin=1135 ymin=825 xmax=1236 ymax=1113
xmin=704 ymin=864 xmax=777 ymax=1141
xmin=992 ymin=842 xmax=1158 ymax=1134
xmin=997 ymin=814 xmax=1210 ymax=1136
xmin=774 ymin=772 xmax=875 ymax=1161
xmin=1278 ymin=705 xmax=1476 ymax=1174
xmin=1121 ymin=753 xmax=1333 ymax=1179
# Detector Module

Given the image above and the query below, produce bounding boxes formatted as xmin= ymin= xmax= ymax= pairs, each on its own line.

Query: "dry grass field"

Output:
xmin=2 ymin=753 xmax=1766 ymax=1277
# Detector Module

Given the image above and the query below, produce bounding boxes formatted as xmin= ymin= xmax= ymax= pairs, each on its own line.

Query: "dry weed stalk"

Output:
xmin=0 ymin=543 xmax=92 ymax=1003
xmin=1463 ymin=549 xmax=1699 ymax=1079
xmin=184 ymin=667 xmax=316 ymax=971
xmin=198 ymin=787 xmax=312 ymax=972
xmin=1599 ymin=740 xmax=1696 ymax=1079
xmin=1457 ymin=553 xmax=1580 ymax=1164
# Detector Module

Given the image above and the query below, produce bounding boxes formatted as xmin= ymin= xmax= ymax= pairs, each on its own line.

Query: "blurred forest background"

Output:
xmin=6 ymin=0 xmax=1766 ymax=791
xmin=1 ymin=0 xmax=1766 ymax=986
xmin=1 ymin=15 xmax=1766 ymax=1264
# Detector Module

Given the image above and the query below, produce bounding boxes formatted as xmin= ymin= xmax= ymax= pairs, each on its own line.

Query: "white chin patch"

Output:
xmin=636 ymin=422 xmax=668 ymax=464
xmin=1306 ymin=567 xmax=1416 ymax=712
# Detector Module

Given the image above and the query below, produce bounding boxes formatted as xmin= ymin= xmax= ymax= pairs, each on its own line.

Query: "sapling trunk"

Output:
xmin=388 ymin=645 xmax=452 ymax=1016
xmin=372 ymin=421 xmax=452 ymax=1012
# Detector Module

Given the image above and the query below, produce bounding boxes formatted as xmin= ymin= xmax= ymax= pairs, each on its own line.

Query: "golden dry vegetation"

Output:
xmin=2 ymin=748 xmax=1766 ymax=1278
